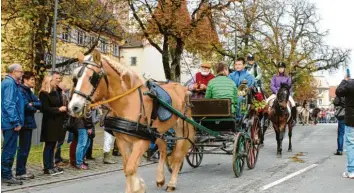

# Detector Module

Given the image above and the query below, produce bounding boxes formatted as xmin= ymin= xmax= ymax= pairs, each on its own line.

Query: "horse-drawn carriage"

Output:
xmin=69 ymin=51 xmax=267 ymax=192
xmin=147 ymin=80 xmax=263 ymax=177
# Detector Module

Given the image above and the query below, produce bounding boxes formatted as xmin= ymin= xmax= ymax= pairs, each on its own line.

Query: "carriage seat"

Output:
xmin=190 ymin=98 xmax=233 ymax=118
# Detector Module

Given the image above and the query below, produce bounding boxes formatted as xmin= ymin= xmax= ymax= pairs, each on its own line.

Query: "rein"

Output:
xmin=90 ymin=84 xmax=142 ymax=108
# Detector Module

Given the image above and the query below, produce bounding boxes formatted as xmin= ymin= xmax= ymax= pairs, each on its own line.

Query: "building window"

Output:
xmin=77 ymin=31 xmax=85 ymax=45
xmin=130 ymin=57 xmax=137 ymax=66
xmin=319 ymin=99 xmax=322 ymax=105
xmin=62 ymin=27 xmax=70 ymax=41
xmin=113 ymin=44 xmax=119 ymax=56
xmin=88 ymin=36 xmax=96 ymax=46
xmin=99 ymin=38 xmax=108 ymax=53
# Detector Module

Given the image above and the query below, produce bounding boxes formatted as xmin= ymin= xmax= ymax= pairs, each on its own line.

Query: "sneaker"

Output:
xmin=16 ymin=173 xmax=35 ymax=180
xmin=44 ymin=169 xmax=62 ymax=176
xmin=342 ymin=171 xmax=354 ymax=179
xmin=54 ymin=167 xmax=64 ymax=173
xmin=2 ymin=178 xmax=23 ymax=185
xmin=83 ymin=162 xmax=89 ymax=166
xmin=76 ymin=164 xmax=89 ymax=170
xmin=334 ymin=151 xmax=343 ymax=156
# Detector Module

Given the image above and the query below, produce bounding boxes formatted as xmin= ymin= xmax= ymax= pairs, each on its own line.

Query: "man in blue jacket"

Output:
xmin=16 ymin=71 xmax=41 ymax=180
xmin=1 ymin=64 xmax=25 ymax=185
xmin=229 ymin=57 xmax=255 ymax=88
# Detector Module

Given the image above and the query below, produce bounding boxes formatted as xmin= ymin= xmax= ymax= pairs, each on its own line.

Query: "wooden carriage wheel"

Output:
xmin=232 ymin=132 xmax=246 ymax=177
xmin=186 ymin=145 xmax=204 ymax=168
xmin=246 ymin=115 xmax=260 ymax=169
xmin=165 ymin=152 xmax=184 ymax=173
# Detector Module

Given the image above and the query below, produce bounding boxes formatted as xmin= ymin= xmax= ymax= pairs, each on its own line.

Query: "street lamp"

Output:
xmin=52 ymin=0 xmax=59 ymax=74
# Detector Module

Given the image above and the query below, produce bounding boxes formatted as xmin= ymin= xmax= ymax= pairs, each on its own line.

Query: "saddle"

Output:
xmin=146 ymin=80 xmax=173 ymax=122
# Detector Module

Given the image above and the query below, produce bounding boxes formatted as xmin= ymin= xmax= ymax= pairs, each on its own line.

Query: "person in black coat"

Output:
xmin=333 ymin=96 xmax=345 ymax=155
xmin=335 ymin=74 xmax=354 ymax=178
xmin=39 ymin=75 xmax=67 ymax=175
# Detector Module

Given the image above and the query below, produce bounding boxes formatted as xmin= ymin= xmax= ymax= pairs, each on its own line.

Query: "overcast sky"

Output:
xmin=314 ymin=0 xmax=354 ymax=86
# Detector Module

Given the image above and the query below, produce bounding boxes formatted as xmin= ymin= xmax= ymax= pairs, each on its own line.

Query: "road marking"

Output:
xmin=260 ymin=164 xmax=318 ymax=191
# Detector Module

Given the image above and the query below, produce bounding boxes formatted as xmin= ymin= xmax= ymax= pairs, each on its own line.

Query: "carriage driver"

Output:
xmin=229 ymin=57 xmax=256 ymax=88
xmin=188 ymin=63 xmax=215 ymax=98
xmin=266 ymin=62 xmax=297 ymax=126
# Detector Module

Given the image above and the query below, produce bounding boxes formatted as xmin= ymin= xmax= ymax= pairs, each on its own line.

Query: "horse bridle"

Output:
xmin=73 ymin=61 xmax=109 ymax=102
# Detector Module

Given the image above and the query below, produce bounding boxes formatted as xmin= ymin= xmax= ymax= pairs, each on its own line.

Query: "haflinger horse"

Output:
xmin=68 ymin=50 xmax=195 ymax=193
xmin=297 ymin=103 xmax=310 ymax=125
xmin=265 ymin=83 xmax=294 ymax=156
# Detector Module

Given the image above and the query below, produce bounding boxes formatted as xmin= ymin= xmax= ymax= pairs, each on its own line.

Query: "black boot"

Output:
xmin=291 ymin=107 xmax=297 ymax=127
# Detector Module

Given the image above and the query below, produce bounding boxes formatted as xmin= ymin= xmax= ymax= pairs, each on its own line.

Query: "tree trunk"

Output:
xmin=34 ymin=0 xmax=51 ymax=91
xmin=170 ymin=38 xmax=183 ymax=82
xmin=162 ymin=34 xmax=171 ymax=80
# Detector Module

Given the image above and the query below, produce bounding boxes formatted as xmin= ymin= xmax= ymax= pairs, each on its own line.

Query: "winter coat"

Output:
xmin=336 ymin=79 xmax=354 ymax=127
xmin=228 ymin=69 xmax=255 ymax=88
xmin=39 ymin=89 xmax=67 ymax=142
xmin=270 ymin=73 xmax=292 ymax=94
xmin=19 ymin=84 xmax=41 ymax=129
xmin=1 ymin=75 xmax=24 ymax=130
xmin=205 ymin=75 xmax=237 ymax=113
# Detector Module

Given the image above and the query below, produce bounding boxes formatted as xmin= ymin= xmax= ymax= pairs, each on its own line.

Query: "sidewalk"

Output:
xmin=1 ymin=127 xmax=155 ymax=192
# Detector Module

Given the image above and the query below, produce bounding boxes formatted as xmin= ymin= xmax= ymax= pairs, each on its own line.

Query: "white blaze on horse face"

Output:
xmin=68 ymin=66 xmax=88 ymax=116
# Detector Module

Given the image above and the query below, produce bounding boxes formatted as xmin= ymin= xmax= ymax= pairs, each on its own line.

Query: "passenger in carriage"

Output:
xmin=205 ymin=62 xmax=237 ymax=113
xmin=266 ymin=62 xmax=297 ymax=126
xmin=228 ymin=57 xmax=256 ymax=88
xmin=187 ymin=63 xmax=215 ymax=98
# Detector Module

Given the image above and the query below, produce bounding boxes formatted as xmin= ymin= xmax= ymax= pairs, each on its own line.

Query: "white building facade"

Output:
xmin=314 ymin=76 xmax=331 ymax=108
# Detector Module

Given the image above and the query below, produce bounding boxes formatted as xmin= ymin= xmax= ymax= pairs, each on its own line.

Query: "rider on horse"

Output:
xmin=266 ymin=62 xmax=297 ymax=126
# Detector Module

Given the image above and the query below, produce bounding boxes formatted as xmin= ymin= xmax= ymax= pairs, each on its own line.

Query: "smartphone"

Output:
xmin=347 ymin=68 xmax=351 ymax=78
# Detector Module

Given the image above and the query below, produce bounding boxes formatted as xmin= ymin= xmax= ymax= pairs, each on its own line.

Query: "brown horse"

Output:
xmin=68 ymin=50 xmax=195 ymax=193
xmin=265 ymin=83 xmax=293 ymax=156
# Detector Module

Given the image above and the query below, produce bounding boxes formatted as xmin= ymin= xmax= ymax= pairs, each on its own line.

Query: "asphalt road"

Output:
xmin=10 ymin=124 xmax=354 ymax=193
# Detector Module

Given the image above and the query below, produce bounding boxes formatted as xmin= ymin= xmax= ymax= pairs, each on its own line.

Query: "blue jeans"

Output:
xmin=76 ymin=129 xmax=90 ymax=166
xmin=345 ymin=125 xmax=354 ymax=173
xmin=1 ymin=129 xmax=19 ymax=179
xmin=16 ymin=129 xmax=33 ymax=175
xmin=43 ymin=141 xmax=56 ymax=170
xmin=337 ymin=120 xmax=345 ymax=152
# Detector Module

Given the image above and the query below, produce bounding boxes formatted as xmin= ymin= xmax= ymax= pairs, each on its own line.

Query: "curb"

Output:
xmin=2 ymin=162 xmax=156 ymax=192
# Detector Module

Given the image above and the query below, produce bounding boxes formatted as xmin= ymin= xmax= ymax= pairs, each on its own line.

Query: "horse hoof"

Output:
xmin=288 ymin=149 xmax=292 ymax=152
xmin=156 ymin=180 xmax=165 ymax=188
xmin=277 ymin=154 xmax=282 ymax=158
xmin=166 ymin=186 xmax=176 ymax=192
xmin=259 ymin=144 xmax=264 ymax=148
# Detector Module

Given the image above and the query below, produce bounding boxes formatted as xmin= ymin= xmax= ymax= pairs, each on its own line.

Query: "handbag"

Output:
xmin=63 ymin=116 xmax=76 ymax=133
xmin=335 ymin=106 xmax=345 ymax=119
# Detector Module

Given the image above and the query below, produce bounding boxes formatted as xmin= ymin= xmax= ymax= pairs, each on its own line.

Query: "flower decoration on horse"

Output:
xmin=252 ymin=91 xmax=266 ymax=113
